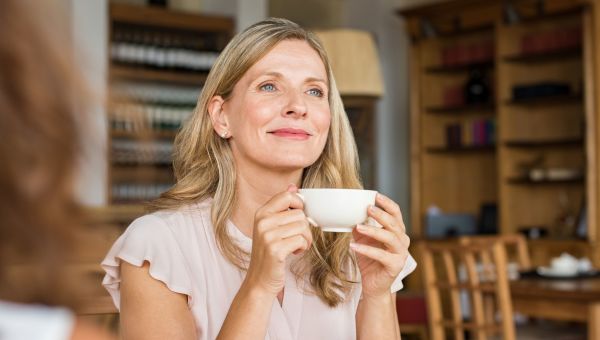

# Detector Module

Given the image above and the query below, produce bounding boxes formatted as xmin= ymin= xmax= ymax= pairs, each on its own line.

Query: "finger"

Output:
xmin=277 ymin=234 xmax=309 ymax=258
xmin=259 ymin=189 xmax=304 ymax=216
xmin=355 ymin=224 xmax=402 ymax=253
xmin=264 ymin=220 xmax=312 ymax=248
xmin=375 ymin=193 xmax=404 ymax=222
xmin=349 ymin=242 xmax=397 ymax=272
xmin=260 ymin=209 xmax=308 ymax=230
xmin=367 ymin=205 xmax=403 ymax=234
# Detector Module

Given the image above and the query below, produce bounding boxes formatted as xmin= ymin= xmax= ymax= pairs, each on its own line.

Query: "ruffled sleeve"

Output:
xmin=390 ymin=253 xmax=417 ymax=293
xmin=101 ymin=214 xmax=194 ymax=310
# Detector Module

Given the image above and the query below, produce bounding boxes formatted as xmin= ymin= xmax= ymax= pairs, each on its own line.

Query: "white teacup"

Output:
xmin=298 ymin=188 xmax=377 ymax=232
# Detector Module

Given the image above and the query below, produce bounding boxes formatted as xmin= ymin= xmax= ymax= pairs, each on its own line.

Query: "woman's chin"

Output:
xmin=261 ymin=157 xmax=317 ymax=172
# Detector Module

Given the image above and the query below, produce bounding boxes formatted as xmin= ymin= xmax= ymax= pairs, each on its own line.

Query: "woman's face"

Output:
xmin=218 ymin=39 xmax=331 ymax=172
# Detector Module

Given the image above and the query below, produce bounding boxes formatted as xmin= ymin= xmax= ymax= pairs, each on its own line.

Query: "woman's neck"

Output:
xmin=230 ymin=164 xmax=303 ymax=239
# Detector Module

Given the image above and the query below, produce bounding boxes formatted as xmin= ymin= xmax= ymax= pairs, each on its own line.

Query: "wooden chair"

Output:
xmin=420 ymin=240 xmax=516 ymax=340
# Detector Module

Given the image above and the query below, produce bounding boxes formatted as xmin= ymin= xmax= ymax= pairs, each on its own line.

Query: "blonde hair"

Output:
xmin=153 ymin=18 xmax=362 ymax=307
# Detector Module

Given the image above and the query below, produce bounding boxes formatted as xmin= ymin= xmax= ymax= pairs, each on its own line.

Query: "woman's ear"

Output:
xmin=208 ymin=95 xmax=229 ymax=138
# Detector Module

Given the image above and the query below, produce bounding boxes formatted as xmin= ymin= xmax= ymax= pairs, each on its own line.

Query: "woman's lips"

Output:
xmin=269 ymin=128 xmax=311 ymax=140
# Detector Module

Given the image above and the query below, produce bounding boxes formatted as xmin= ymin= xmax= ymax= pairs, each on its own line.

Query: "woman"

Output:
xmin=102 ymin=18 xmax=415 ymax=339
xmin=0 ymin=1 xmax=114 ymax=339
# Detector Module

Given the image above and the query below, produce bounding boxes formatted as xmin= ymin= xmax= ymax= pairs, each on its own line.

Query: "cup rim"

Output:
xmin=298 ymin=188 xmax=377 ymax=194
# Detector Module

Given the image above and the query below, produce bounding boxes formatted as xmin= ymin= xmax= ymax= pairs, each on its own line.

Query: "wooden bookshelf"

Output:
xmin=398 ymin=0 xmax=600 ymax=273
xmin=106 ymin=3 xmax=234 ymax=204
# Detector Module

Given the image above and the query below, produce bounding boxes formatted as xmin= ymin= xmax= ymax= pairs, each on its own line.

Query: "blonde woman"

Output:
xmin=102 ymin=18 xmax=415 ymax=340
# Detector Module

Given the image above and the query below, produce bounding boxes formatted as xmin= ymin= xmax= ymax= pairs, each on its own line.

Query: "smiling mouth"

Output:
xmin=268 ymin=128 xmax=312 ymax=140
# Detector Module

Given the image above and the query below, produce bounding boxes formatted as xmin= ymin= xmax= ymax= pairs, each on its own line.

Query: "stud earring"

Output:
xmin=221 ymin=131 xmax=228 ymax=138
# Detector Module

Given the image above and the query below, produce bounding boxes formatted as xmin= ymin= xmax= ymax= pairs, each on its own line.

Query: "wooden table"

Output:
xmin=511 ymin=277 xmax=600 ymax=340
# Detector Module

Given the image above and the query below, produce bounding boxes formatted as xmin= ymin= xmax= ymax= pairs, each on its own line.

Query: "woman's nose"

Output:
xmin=283 ymin=91 xmax=307 ymax=118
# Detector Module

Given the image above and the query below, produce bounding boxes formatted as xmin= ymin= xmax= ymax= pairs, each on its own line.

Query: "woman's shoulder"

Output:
xmin=128 ymin=198 xmax=213 ymax=234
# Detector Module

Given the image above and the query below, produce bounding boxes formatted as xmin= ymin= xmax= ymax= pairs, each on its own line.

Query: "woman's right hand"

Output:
xmin=243 ymin=184 xmax=313 ymax=297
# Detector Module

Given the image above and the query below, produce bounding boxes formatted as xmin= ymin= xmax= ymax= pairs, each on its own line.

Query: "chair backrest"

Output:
xmin=420 ymin=240 xmax=516 ymax=340
xmin=459 ymin=234 xmax=531 ymax=271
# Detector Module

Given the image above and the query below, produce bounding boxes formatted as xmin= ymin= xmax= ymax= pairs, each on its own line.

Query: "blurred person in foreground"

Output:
xmin=103 ymin=18 xmax=416 ymax=339
xmin=0 ymin=0 xmax=114 ymax=339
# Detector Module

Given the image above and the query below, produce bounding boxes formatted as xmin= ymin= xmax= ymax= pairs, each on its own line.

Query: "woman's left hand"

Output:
xmin=351 ymin=193 xmax=410 ymax=299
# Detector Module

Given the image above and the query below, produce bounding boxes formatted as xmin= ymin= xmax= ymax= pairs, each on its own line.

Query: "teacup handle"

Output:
xmin=295 ymin=192 xmax=319 ymax=227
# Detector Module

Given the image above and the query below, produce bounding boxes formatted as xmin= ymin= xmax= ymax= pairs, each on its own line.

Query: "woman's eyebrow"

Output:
xmin=259 ymin=71 xmax=283 ymax=79
xmin=305 ymin=77 xmax=327 ymax=87
xmin=255 ymin=72 xmax=327 ymax=87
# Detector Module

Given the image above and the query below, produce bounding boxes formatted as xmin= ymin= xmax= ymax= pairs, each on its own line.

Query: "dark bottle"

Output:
xmin=464 ymin=68 xmax=490 ymax=104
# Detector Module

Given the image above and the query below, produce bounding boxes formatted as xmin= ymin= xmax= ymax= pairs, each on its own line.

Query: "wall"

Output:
xmin=71 ymin=0 xmax=108 ymax=206
xmin=199 ymin=0 xmax=268 ymax=31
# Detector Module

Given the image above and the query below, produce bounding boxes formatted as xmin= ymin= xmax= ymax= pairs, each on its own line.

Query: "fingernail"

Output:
xmin=356 ymin=224 xmax=367 ymax=231
xmin=349 ymin=242 xmax=359 ymax=249
xmin=287 ymin=184 xmax=297 ymax=192
xmin=295 ymin=193 xmax=305 ymax=202
xmin=368 ymin=205 xmax=376 ymax=212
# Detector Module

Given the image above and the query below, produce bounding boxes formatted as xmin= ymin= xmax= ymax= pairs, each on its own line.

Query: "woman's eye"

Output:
xmin=259 ymin=83 xmax=276 ymax=92
xmin=307 ymin=88 xmax=323 ymax=97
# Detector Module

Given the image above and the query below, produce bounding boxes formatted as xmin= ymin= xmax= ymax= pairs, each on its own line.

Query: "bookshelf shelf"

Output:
xmin=425 ymin=61 xmax=494 ymax=74
xmin=426 ymin=145 xmax=496 ymax=153
xmin=506 ymin=177 xmax=584 ymax=185
xmin=502 ymin=47 xmax=582 ymax=63
xmin=426 ymin=103 xmax=495 ymax=114
xmin=504 ymin=138 xmax=583 ymax=148
xmin=110 ymin=66 xmax=208 ymax=85
xmin=110 ymin=130 xmax=178 ymax=139
xmin=504 ymin=93 xmax=583 ymax=106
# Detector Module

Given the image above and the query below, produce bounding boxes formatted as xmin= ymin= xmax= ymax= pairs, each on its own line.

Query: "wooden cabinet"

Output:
xmin=106 ymin=3 xmax=233 ymax=205
xmin=399 ymin=0 xmax=600 ymax=265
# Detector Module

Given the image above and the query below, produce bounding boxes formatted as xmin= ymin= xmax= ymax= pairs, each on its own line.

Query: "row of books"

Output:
xmin=111 ymin=183 xmax=172 ymax=202
xmin=446 ymin=119 xmax=496 ymax=148
xmin=111 ymin=140 xmax=173 ymax=165
xmin=440 ymin=40 xmax=494 ymax=67
xmin=110 ymin=103 xmax=193 ymax=133
xmin=112 ymin=81 xmax=201 ymax=106
xmin=521 ymin=26 xmax=581 ymax=55
xmin=111 ymin=27 xmax=221 ymax=71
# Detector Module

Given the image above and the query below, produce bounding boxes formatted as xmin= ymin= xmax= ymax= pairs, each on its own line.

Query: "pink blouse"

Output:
xmin=102 ymin=199 xmax=416 ymax=340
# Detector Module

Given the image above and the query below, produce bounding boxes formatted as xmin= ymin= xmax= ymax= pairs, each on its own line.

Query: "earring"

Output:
xmin=221 ymin=131 xmax=228 ymax=138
